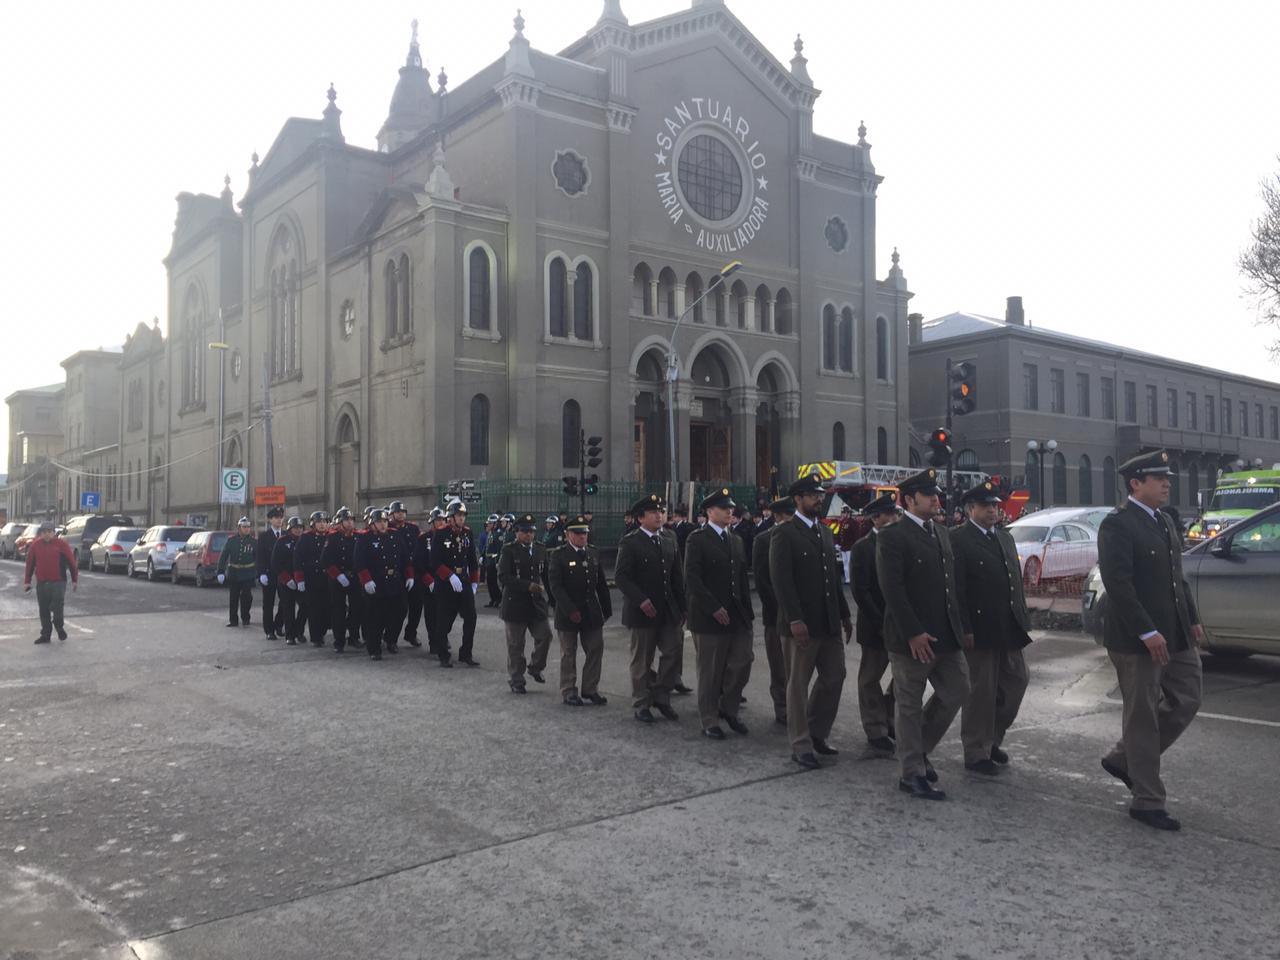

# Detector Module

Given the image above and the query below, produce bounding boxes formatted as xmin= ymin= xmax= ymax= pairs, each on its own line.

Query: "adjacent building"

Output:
xmin=3 ymin=384 xmax=65 ymax=519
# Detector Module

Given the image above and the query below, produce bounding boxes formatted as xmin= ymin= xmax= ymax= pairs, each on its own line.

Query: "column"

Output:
xmin=731 ymin=385 xmax=759 ymax=487
xmin=779 ymin=391 xmax=802 ymax=477
xmin=674 ymin=380 xmax=694 ymax=492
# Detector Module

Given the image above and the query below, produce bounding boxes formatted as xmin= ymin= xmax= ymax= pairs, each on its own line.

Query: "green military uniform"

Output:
xmin=875 ymin=468 xmax=970 ymax=796
xmin=547 ymin=517 xmax=613 ymax=705
xmin=684 ymin=488 xmax=754 ymax=735
xmin=498 ymin=515 xmax=553 ymax=694
xmin=1097 ymin=449 xmax=1202 ymax=828
xmin=849 ymin=494 xmax=898 ymax=746
xmin=951 ymin=482 xmax=1032 ymax=769
xmin=751 ymin=497 xmax=795 ymax=724
xmin=615 ymin=494 xmax=687 ymax=717
xmin=768 ymin=476 xmax=852 ymax=762
xmin=542 ymin=518 xmax=567 ymax=551
xmin=217 ymin=524 xmax=259 ymax=627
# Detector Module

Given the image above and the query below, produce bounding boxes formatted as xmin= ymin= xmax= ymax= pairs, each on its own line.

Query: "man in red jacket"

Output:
xmin=23 ymin=522 xmax=78 ymax=644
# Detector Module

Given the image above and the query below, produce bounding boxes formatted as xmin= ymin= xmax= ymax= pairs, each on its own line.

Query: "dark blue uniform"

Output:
xmin=256 ymin=526 xmax=286 ymax=637
xmin=294 ymin=531 xmax=329 ymax=645
xmin=429 ymin=523 xmax=480 ymax=664
xmin=322 ymin=530 xmax=362 ymax=651
xmin=390 ymin=520 xmax=424 ymax=646
xmin=355 ymin=529 xmax=409 ymax=655
xmin=270 ymin=534 xmax=302 ymax=641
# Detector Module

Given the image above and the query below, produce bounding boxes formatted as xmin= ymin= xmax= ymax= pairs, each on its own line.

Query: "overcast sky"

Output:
xmin=3 ymin=0 xmax=1279 ymax=472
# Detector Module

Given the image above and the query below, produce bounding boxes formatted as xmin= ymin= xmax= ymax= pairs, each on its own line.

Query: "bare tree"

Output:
xmin=1240 ymin=156 xmax=1280 ymax=361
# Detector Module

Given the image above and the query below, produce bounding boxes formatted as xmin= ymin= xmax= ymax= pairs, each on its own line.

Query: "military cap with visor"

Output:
xmin=266 ymin=506 xmax=285 ymax=519
xmin=787 ymin=473 xmax=824 ymax=498
xmin=862 ymin=492 xmax=899 ymax=516
xmin=898 ymin=468 xmax=941 ymax=497
xmin=767 ymin=496 xmax=796 ymax=516
xmin=960 ymin=480 xmax=1003 ymax=506
xmin=630 ymin=493 xmax=665 ymax=518
xmin=566 ymin=515 xmax=591 ymax=533
xmin=1118 ymin=449 xmax=1171 ymax=478
xmin=699 ymin=487 xmax=736 ymax=512
xmin=514 ymin=513 xmax=537 ymax=530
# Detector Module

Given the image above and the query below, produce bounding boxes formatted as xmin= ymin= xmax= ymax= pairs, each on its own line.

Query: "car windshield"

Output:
xmin=160 ymin=528 xmax=199 ymax=543
xmin=1010 ymin=526 xmax=1048 ymax=543
xmin=209 ymin=533 xmax=229 ymax=550
xmin=1208 ymin=486 xmax=1280 ymax=512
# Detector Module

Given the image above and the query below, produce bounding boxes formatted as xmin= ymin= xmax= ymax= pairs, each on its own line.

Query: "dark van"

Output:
xmin=63 ymin=514 xmax=135 ymax=569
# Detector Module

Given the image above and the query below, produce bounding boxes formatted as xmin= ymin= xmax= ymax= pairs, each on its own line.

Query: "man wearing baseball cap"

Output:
xmin=24 ymin=522 xmax=77 ymax=643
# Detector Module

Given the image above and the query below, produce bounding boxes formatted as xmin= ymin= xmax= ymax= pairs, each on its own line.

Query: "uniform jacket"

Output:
xmin=732 ymin=520 xmax=756 ymax=565
xmin=874 ymin=516 xmax=964 ymax=656
xmin=354 ymin=529 xmax=408 ymax=595
xmin=752 ymin=524 xmax=780 ymax=629
xmin=217 ymin=533 xmax=258 ymax=582
xmin=849 ymin=530 xmax=886 ymax=647
xmin=614 ymin=527 xmax=685 ymax=628
xmin=429 ymin=525 xmax=480 ymax=584
xmin=547 ymin=544 xmax=612 ymax=631
xmin=950 ymin=521 xmax=1032 ymax=650
xmin=767 ymin=516 xmax=850 ymax=638
xmin=484 ymin=530 xmax=505 ymax=564
xmin=497 ymin=540 xmax=551 ymax=623
xmin=413 ymin=532 xmax=437 ymax=590
xmin=256 ymin=527 xmax=284 ymax=578
xmin=321 ymin=531 xmax=357 ymax=582
xmin=294 ymin=531 xmax=330 ymax=581
xmin=270 ymin=534 xmax=301 ymax=587
xmin=1097 ymin=500 xmax=1199 ymax=655
xmin=673 ymin=520 xmax=696 ymax=555
xmin=541 ymin=527 xmax=567 ymax=550
xmin=388 ymin=521 xmax=420 ymax=577
xmin=684 ymin=524 xmax=753 ymax=634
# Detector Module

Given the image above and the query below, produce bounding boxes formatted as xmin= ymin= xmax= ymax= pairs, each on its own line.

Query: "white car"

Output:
xmin=0 ymin=522 xmax=32 ymax=559
xmin=127 ymin=525 xmax=201 ymax=581
xmin=1008 ymin=509 xmax=1103 ymax=587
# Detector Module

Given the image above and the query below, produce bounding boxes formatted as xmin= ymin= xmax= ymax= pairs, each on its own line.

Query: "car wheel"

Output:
xmin=1023 ymin=557 xmax=1042 ymax=589
xmin=195 ymin=566 xmax=207 ymax=588
xmin=147 ymin=559 xmax=158 ymax=583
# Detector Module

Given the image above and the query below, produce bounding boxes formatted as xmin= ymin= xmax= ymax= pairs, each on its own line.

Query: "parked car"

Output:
xmin=0 ymin=522 xmax=33 ymax=559
xmin=89 ymin=526 xmax=145 ymax=573
xmin=14 ymin=525 xmax=42 ymax=562
xmin=63 ymin=513 xmax=135 ymax=569
xmin=1008 ymin=510 xmax=1101 ymax=587
xmin=171 ymin=531 xmax=229 ymax=587
xmin=127 ymin=525 xmax=201 ymax=581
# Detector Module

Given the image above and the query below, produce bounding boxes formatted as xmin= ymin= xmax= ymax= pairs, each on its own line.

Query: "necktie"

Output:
xmin=721 ymin=530 xmax=728 ymax=544
xmin=924 ymin=520 xmax=935 ymax=538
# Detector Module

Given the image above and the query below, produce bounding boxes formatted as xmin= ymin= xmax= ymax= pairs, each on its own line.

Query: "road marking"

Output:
xmin=1198 ymin=710 xmax=1280 ymax=729
xmin=64 ymin=622 xmax=95 ymax=634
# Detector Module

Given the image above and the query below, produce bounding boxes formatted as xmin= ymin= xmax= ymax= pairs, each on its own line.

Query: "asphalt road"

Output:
xmin=1 ymin=559 xmax=1278 ymax=960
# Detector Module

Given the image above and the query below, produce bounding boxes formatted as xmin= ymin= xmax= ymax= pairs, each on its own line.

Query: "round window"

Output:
xmin=677 ymin=134 xmax=743 ymax=223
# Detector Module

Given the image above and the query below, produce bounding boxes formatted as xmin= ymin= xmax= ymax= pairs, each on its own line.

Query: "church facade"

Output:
xmin=154 ymin=0 xmax=912 ymax=520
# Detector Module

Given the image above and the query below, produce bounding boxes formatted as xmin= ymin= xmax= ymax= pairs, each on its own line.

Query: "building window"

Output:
xmin=955 ymin=449 xmax=980 ymax=472
xmin=1187 ymin=392 xmax=1197 ymax=431
xmin=730 ymin=280 xmax=748 ymax=329
xmin=1078 ymin=454 xmax=1093 ymax=505
xmin=1145 ymin=385 xmax=1158 ymax=427
xmin=181 ymin=284 xmax=205 ymax=408
xmin=1124 ymin=381 xmax=1137 ymax=423
xmin=824 ymin=216 xmax=849 ymax=253
xmin=1206 ymin=396 xmax=1216 ymax=433
xmin=659 ymin=268 xmax=678 ymax=319
xmin=1271 ymin=406 xmax=1279 ymax=440
xmin=875 ymin=317 xmax=890 ymax=380
xmin=1188 ymin=463 xmax=1199 ymax=505
xmin=821 ymin=305 xmax=836 ymax=371
xmin=876 ymin=426 xmax=888 ymax=464
xmin=552 ymin=150 xmax=589 ymax=197
xmin=467 ymin=245 xmax=494 ymax=331
xmin=398 ymin=253 xmax=411 ymax=334
xmin=1025 ymin=450 xmax=1040 ymax=504
xmin=686 ymin=272 xmax=704 ymax=324
xmin=1101 ymin=377 xmax=1115 ymax=420
xmin=1102 ymin=456 xmax=1116 ymax=505
xmin=839 ymin=308 xmax=854 ymax=373
xmin=562 ymin=399 xmax=581 ymax=469
xmin=1167 ymin=388 xmax=1178 ymax=429
xmin=548 ymin=257 xmax=568 ymax=337
xmin=384 ymin=259 xmax=399 ymax=338
xmin=678 ymin=133 xmax=743 ymax=222
xmin=1256 ymin=403 xmax=1264 ymax=438
xmin=774 ymin=289 xmax=794 ymax=335
xmin=632 ymin=263 xmax=654 ymax=316
xmin=1050 ymin=368 xmax=1065 ymax=414
xmin=1076 ymin=373 xmax=1090 ymax=417
xmin=909 ymin=448 xmax=921 ymax=468
xmin=127 ymin=379 xmax=144 ymax=431
xmin=754 ymin=284 xmax=771 ymax=332
xmin=469 ymin=394 xmax=489 ymax=465
xmin=574 ymin=262 xmax=594 ymax=340
xmin=1239 ymin=400 xmax=1248 ymax=436
xmin=713 ymin=285 xmax=726 ymax=327
xmin=1222 ymin=398 xmax=1231 ymax=434
xmin=832 ymin=421 xmax=845 ymax=460
xmin=1052 ymin=452 xmax=1067 ymax=505
xmin=1023 ymin=363 xmax=1039 ymax=411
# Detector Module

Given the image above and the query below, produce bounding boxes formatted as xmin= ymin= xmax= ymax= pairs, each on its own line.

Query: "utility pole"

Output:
xmin=261 ymin=353 xmax=275 ymax=487
xmin=578 ymin=429 xmax=586 ymax=517
xmin=945 ymin=357 xmax=954 ymax=511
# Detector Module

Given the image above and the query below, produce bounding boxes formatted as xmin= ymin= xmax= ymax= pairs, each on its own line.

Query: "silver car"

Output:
xmin=89 ymin=526 xmax=145 ymax=574
xmin=127 ymin=525 xmax=201 ymax=582
xmin=0 ymin=522 xmax=32 ymax=559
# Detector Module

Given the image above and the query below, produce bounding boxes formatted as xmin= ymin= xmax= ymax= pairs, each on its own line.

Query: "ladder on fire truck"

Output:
xmin=796 ymin=460 xmax=991 ymax=491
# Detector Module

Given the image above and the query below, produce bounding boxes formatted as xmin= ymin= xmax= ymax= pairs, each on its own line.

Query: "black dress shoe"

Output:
xmin=439 ymin=658 xmax=454 ymax=668
xmin=370 ymin=652 xmax=383 ymax=661
xmin=510 ymin=682 xmax=527 ymax=695
xmin=965 ymin=759 xmax=1001 ymax=776
xmin=563 ymin=694 xmax=585 ymax=707
xmin=56 ymin=630 xmax=67 ymax=641
xmin=867 ymin=736 xmax=896 ymax=753
xmin=265 ymin=632 xmax=278 ymax=640
xmin=899 ymin=776 xmax=947 ymax=800
xmin=459 ymin=656 xmax=480 ymax=667
xmin=635 ymin=708 xmax=656 ymax=723
xmin=1101 ymin=757 xmax=1133 ymax=789
xmin=719 ymin=712 xmax=748 ymax=735
xmin=584 ymin=693 xmax=607 ymax=705
xmin=812 ymin=738 xmax=838 ymax=756
xmin=34 ymin=636 xmax=51 ymax=644
xmin=1129 ymin=808 xmax=1181 ymax=831
xmin=285 ymin=638 xmax=298 ymax=646
xmin=990 ymin=746 xmax=1010 ymax=765
xmin=334 ymin=645 xmax=345 ymax=654
xmin=226 ymin=622 xmax=239 ymax=628
xmin=792 ymin=752 xmax=820 ymax=770
xmin=405 ymin=637 xmax=422 ymax=648
xmin=385 ymin=645 xmax=399 ymax=654
xmin=923 ymin=757 xmax=938 ymax=783
xmin=527 ymin=668 xmax=545 ymax=684
xmin=654 ymin=703 xmax=679 ymax=721
xmin=673 ymin=683 xmax=693 ymax=695
xmin=702 ymin=726 xmax=727 ymax=740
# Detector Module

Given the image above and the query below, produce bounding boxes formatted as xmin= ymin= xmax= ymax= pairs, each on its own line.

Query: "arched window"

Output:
xmin=469 ymin=394 xmax=490 ymax=466
xmin=574 ymin=261 xmax=594 ymax=340
xmin=686 ymin=272 xmax=704 ymax=324
xmin=955 ymin=449 xmax=980 ymax=472
xmin=1187 ymin=463 xmax=1200 ymax=506
xmin=877 ymin=426 xmax=889 ymax=464
xmin=1102 ymin=456 xmax=1116 ymax=506
xmin=839 ymin=307 xmax=854 ymax=373
xmin=632 ymin=263 xmax=653 ymax=316
xmin=562 ymin=399 xmax=581 ymax=469
xmin=398 ymin=253 xmax=411 ymax=334
xmin=384 ymin=259 xmax=399 ymax=338
xmin=774 ymin=288 xmax=793 ymax=335
xmin=908 ymin=447 xmax=922 ymax=468
xmin=1052 ymin=452 xmax=1067 ymax=504
xmin=821 ymin=304 xmax=837 ymax=370
xmin=755 ymin=284 xmax=771 ymax=332
xmin=875 ymin=316 xmax=890 ymax=380
xmin=658 ymin=267 xmax=678 ymax=319
xmin=181 ymin=284 xmax=205 ymax=407
xmin=270 ymin=229 xmax=300 ymax=379
xmin=1078 ymin=454 xmax=1093 ymax=505
xmin=468 ymin=246 xmax=492 ymax=330
xmin=832 ymin=421 xmax=846 ymax=460
xmin=548 ymin=257 xmax=568 ymax=337
xmin=731 ymin=280 xmax=748 ymax=329
xmin=713 ymin=284 xmax=727 ymax=327
xmin=1026 ymin=450 xmax=1041 ymax=504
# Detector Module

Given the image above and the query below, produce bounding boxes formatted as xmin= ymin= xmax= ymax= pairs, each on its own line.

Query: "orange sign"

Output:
xmin=254 ymin=485 xmax=286 ymax=506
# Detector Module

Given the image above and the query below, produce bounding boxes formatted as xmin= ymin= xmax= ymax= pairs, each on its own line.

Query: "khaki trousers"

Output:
xmin=629 ymin=620 xmax=684 ymax=708
xmin=505 ymin=618 xmax=553 ymax=687
xmin=693 ymin=629 xmax=754 ymax=728
xmin=1103 ymin=647 xmax=1202 ymax=811
xmin=960 ymin=647 xmax=1029 ymax=764
xmin=856 ymin=644 xmax=895 ymax=741
xmin=762 ymin=625 xmax=788 ymax=720
xmin=558 ymin=627 xmax=604 ymax=698
xmin=784 ymin=634 xmax=847 ymax=755
xmin=890 ymin=649 xmax=970 ymax=780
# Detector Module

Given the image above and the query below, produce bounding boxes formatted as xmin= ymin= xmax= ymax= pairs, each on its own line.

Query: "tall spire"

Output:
xmin=599 ymin=0 xmax=627 ymax=23
xmin=321 ymin=83 xmax=344 ymax=142
xmin=378 ymin=20 xmax=435 ymax=152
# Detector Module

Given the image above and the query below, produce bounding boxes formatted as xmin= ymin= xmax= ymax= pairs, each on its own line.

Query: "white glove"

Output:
xmin=216 ymin=573 xmax=225 ymax=585
xmin=471 ymin=582 xmax=479 ymax=594
xmin=363 ymin=580 xmax=376 ymax=596
xmin=296 ymin=581 xmax=306 ymax=594
xmin=405 ymin=578 xmax=415 ymax=591
xmin=286 ymin=580 xmax=297 ymax=591
xmin=259 ymin=574 xmax=269 ymax=586
xmin=449 ymin=574 xmax=463 ymax=593
xmin=337 ymin=574 xmax=350 ymax=588
xmin=429 ymin=581 xmax=437 ymax=593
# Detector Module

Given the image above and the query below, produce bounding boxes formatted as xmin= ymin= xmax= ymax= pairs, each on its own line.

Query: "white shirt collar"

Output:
xmin=641 ymin=527 xmax=659 ymax=539
xmin=707 ymin=521 xmax=728 ymax=536
xmin=795 ymin=512 xmax=817 ymax=529
xmin=1127 ymin=496 xmax=1159 ymax=520
xmin=904 ymin=511 xmax=929 ymax=529
xmin=968 ymin=517 xmax=992 ymax=536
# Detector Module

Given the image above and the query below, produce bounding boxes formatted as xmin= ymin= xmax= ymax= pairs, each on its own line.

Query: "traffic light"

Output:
xmin=927 ymin=427 xmax=952 ymax=467
xmin=586 ymin=436 xmax=603 ymax=469
xmin=584 ymin=474 xmax=600 ymax=496
xmin=949 ymin=360 xmax=976 ymax=416
xmin=562 ymin=475 xmax=579 ymax=497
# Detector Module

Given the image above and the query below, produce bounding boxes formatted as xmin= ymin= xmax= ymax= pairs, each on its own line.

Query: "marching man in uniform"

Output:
xmin=548 ymin=515 xmax=612 ymax=707
xmin=1097 ymin=449 xmax=1203 ymax=831
xmin=753 ymin=496 xmax=796 ymax=726
xmin=216 ymin=517 xmax=258 ymax=628
xmin=497 ymin=514 xmax=553 ymax=694
xmin=355 ymin=508 xmax=411 ymax=661
xmin=271 ymin=516 xmax=305 ymax=644
xmin=430 ymin=500 xmax=481 ymax=667
xmin=684 ymin=488 xmax=754 ymax=740
xmin=323 ymin=507 xmax=364 ymax=654
xmin=388 ymin=501 xmax=424 ymax=648
xmin=951 ymin=481 xmax=1032 ymax=775
xmin=849 ymin=493 xmax=899 ymax=754
xmin=615 ymin=494 xmax=686 ymax=724
xmin=294 ymin=511 xmax=331 ymax=647
xmin=256 ymin=506 xmax=286 ymax=639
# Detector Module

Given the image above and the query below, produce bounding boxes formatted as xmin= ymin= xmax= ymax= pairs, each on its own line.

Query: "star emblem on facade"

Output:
xmin=655 ymin=151 xmax=667 ymax=165
xmin=756 ymin=174 xmax=768 ymax=190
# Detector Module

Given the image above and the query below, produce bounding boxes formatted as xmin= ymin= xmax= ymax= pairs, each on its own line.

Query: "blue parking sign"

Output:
xmin=80 ymin=491 xmax=101 ymax=510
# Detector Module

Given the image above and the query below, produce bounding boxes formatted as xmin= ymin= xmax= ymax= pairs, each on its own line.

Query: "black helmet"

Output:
xmin=286 ymin=516 xmax=304 ymax=530
xmin=429 ymin=506 xmax=446 ymax=521
xmin=388 ymin=500 xmax=407 ymax=514
xmin=333 ymin=507 xmax=352 ymax=522
xmin=309 ymin=511 xmax=329 ymax=525
xmin=446 ymin=499 xmax=467 ymax=517
xmin=369 ymin=508 xmax=389 ymax=523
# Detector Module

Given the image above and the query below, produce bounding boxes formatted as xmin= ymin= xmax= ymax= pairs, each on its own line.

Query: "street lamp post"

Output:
xmin=1026 ymin=438 xmax=1058 ymax=510
xmin=666 ymin=260 xmax=742 ymax=504
xmin=209 ymin=312 xmax=230 ymax=530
